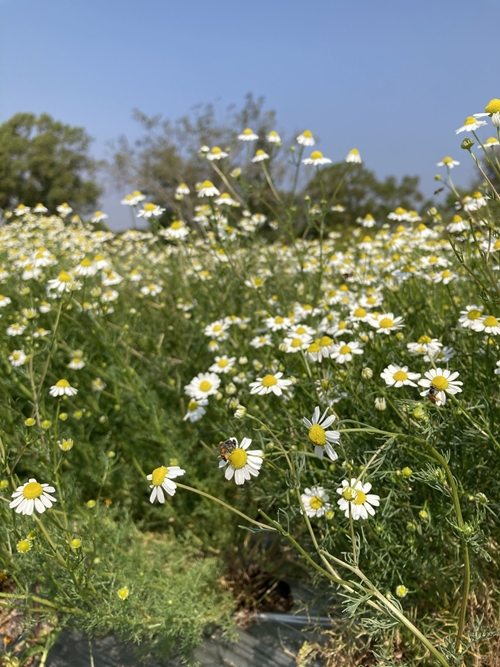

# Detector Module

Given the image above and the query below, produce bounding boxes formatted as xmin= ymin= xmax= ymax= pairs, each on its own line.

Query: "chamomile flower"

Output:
xmin=296 ymin=130 xmax=315 ymax=146
xmin=206 ymin=146 xmax=228 ymax=161
xmin=91 ymin=211 xmax=108 ymax=223
xmin=249 ymin=372 xmax=292 ymax=396
xmin=209 ymin=356 xmax=236 ymax=374
xmin=301 ymin=486 xmax=331 ymax=518
xmin=0 ymin=295 xmax=12 ymax=307
xmin=346 ymin=148 xmax=362 ymax=163
xmin=176 ymin=183 xmax=190 ymax=196
xmin=9 ymin=478 xmax=57 ymax=515
xmin=369 ymin=312 xmax=405 ymax=334
xmin=33 ymin=203 xmax=48 ymax=213
xmin=47 ymin=271 xmax=78 ymax=293
xmin=250 ymin=334 xmax=273 ymax=348
xmin=473 ymin=98 xmax=500 ymax=127
xmin=302 ymin=151 xmax=332 ymax=166
xmin=331 ymin=341 xmax=363 ymax=364
xmin=337 ymin=479 xmax=380 ymax=520
xmin=484 ymin=136 xmax=500 ymax=147
xmin=92 ymin=378 xmax=106 ymax=392
xmin=138 ymin=203 xmax=166 ymax=218
xmin=238 ymin=128 xmax=259 ymax=141
xmin=252 ymin=149 xmax=270 ymax=162
xmin=147 ymin=465 xmax=186 ymax=502
xmin=218 ymin=437 xmax=263 ymax=485
xmin=437 ymin=157 xmax=460 ymax=168
xmin=456 ymin=116 xmax=487 ymax=134
xmin=49 ymin=379 xmax=78 ymax=397
xmin=58 ymin=439 xmax=74 ymax=451
xmin=267 ymin=130 xmax=281 ymax=143
xmin=303 ymin=406 xmax=340 ymax=461
xmin=471 ymin=315 xmax=500 ymax=335
xmin=9 ymin=350 xmax=27 ymax=367
xmin=6 ymin=323 xmax=26 ymax=336
xmin=68 ymin=354 xmax=85 ymax=370
xmin=183 ymin=398 xmax=208 ymax=422
xmin=197 ymin=180 xmax=220 ymax=197
xmin=418 ymin=368 xmax=463 ymax=405
xmin=381 ymin=364 xmax=421 ymax=388
xmin=214 ymin=193 xmax=239 ymax=207
xmin=56 ymin=203 xmax=73 ymax=217
xmin=184 ymin=372 xmax=221 ymax=400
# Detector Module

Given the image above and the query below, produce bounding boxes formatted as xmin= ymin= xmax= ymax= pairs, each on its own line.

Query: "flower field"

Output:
xmin=1 ymin=101 xmax=500 ymax=666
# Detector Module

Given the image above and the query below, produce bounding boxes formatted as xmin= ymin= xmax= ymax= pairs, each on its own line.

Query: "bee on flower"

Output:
xmin=418 ymin=368 xmax=463 ymax=405
xmin=218 ymin=437 xmax=263 ymax=485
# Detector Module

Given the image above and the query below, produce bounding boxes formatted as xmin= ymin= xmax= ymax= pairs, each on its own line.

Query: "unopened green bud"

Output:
xmin=461 ymin=138 xmax=474 ymax=151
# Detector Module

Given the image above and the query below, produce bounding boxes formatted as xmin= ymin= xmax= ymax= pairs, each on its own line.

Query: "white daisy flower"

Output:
xmin=68 ymin=355 xmax=85 ymax=370
xmin=9 ymin=350 xmax=27 ymax=367
xmin=10 ymin=478 xmax=57 ymax=515
xmin=250 ymin=334 xmax=273 ymax=348
xmin=424 ymin=345 xmax=455 ymax=363
xmin=6 ymin=323 xmax=26 ymax=336
xmin=337 ymin=479 xmax=380 ymax=520
xmin=407 ymin=336 xmax=442 ymax=355
xmin=357 ymin=214 xmax=376 ymax=228
xmin=484 ymin=136 xmax=500 ymax=147
xmin=92 ymin=378 xmax=106 ymax=392
xmin=184 ymin=372 xmax=221 ymax=400
xmin=47 ymin=271 xmax=78 ymax=293
xmin=249 ymin=372 xmax=292 ymax=396
xmin=33 ymin=203 xmax=48 ymax=213
xmin=369 ymin=312 xmax=405 ymax=334
xmin=14 ymin=204 xmax=30 ymax=216
xmin=296 ymin=130 xmax=315 ymax=146
xmin=301 ymin=486 xmax=331 ymax=518
xmin=214 ymin=193 xmax=239 ymax=207
xmin=56 ymin=203 xmax=73 ymax=217
xmin=183 ymin=398 xmax=208 ymax=422
xmin=331 ymin=341 xmax=363 ymax=364
xmin=140 ymin=283 xmax=163 ymax=296
xmin=263 ymin=315 xmax=292 ymax=331
xmin=91 ymin=211 xmax=108 ymax=223
xmin=160 ymin=220 xmax=190 ymax=240
xmin=303 ymin=406 xmax=340 ymax=461
xmin=0 ymin=295 xmax=12 ymax=307
xmin=206 ymin=146 xmax=228 ymax=161
xmin=418 ymin=368 xmax=463 ymax=405
xmin=381 ymin=364 xmax=421 ymax=388
xmin=387 ymin=207 xmax=411 ymax=222
xmin=267 ymin=130 xmax=281 ymax=143
xmin=218 ymin=437 xmax=263 ymax=485
xmin=252 ymin=149 xmax=270 ymax=162
xmin=197 ymin=180 xmax=220 ymax=197
xmin=137 ymin=203 xmax=166 ymax=218
xmin=204 ymin=320 xmax=230 ymax=339
xmin=302 ymin=151 xmax=332 ymax=166
xmin=238 ymin=128 xmax=259 ymax=141
xmin=473 ymin=98 xmax=500 ymax=127
xmin=58 ymin=438 xmax=74 ymax=451
xmin=49 ymin=379 xmax=78 ymax=397
xmin=447 ymin=215 xmax=469 ymax=233
xmin=176 ymin=183 xmax=190 ymax=196
xmin=437 ymin=157 xmax=460 ymax=168
xmin=494 ymin=361 xmax=500 ymax=376
xmin=209 ymin=356 xmax=236 ymax=374
xmin=147 ymin=465 xmax=186 ymax=503
xmin=471 ymin=315 xmax=500 ymax=335
xmin=455 ymin=116 xmax=487 ymax=134
xmin=346 ymin=148 xmax=362 ymax=163
xmin=74 ymin=258 xmax=98 ymax=277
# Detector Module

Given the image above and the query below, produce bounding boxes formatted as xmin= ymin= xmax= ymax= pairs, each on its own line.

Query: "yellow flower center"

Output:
xmin=464 ymin=116 xmax=476 ymax=125
xmin=472 ymin=191 xmax=483 ymax=199
xmin=379 ymin=317 xmax=394 ymax=329
xmin=58 ymin=271 xmax=72 ymax=283
xmin=23 ymin=482 xmax=43 ymax=499
xmin=485 ymin=99 xmax=500 ymax=114
xmin=302 ymin=130 xmax=313 ymax=138
xmin=291 ymin=338 xmax=303 ymax=348
xmin=144 ymin=203 xmax=156 ymax=211
xmin=262 ymin=374 xmax=278 ymax=387
xmin=319 ymin=336 xmax=333 ymax=347
xmin=171 ymin=221 xmax=183 ymax=229
xmin=339 ymin=345 xmax=352 ymax=355
xmin=218 ymin=359 xmax=228 ymax=367
xmin=151 ymin=466 xmax=168 ymax=486
xmin=393 ymin=370 xmax=408 ymax=382
xmin=431 ymin=375 xmax=449 ymax=391
xmin=81 ymin=258 xmax=92 ymax=267
xmin=483 ymin=315 xmax=499 ymax=327
xmin=395 ymin=207 xmax=407 ymax=215
xmin=467 ymin=309 xmax=481 ymax=320
xmin=342 ymin=487 xmax=356 ymax=501
xmin=349 ymin=148 xmax=360 ymax=155
xmin=17 ymin=539 xmax=31 ymax=552
xmin=228 ymin=448 xmax=248 ymax=469
xmin=442 ymin=270 xmax=452 ymax=278
xmin=188 ymin=400 xmax=199 ymax=411
xmin=211 ymin=146 xmax=222 ymax=154
xmin=310 ymin=151 xmax=323 ymax=160
xmin=243 ymin=128 xmax=254 ymax=135
xmin=307 ymin=342 xmax=321 ymax=353
xmin=275 ymin=316 xmax=284 ymax=324
xmin=353 ymin=307 xmax=366 ymax=318
xmin=418 ymin=335 xmax=432 ymax=343
xmin=308 ymin=424 xmax=326 ymax=446
xmin=494 ymin=240 xmax=500 ymax=250
xmin=442 ymin=156 xmax=452 ymax=164
xmin=255 ymin=149 xmax=266 ymax=156
xmin=201 ymin=180 xmax=214 ymax=188
xmin=353 ymin=490 xmax=367 ymax=505
xmin=94 ymin=211 xmax=102 ymax=217
xmin=55 ymin=379 xmax=70 ymax=388
xmin=295 ymin=326 xmax=306 ymax=334
xmin=199 ymin=380 xmax=212 ymax=392
xmin=310 ymin=496 xmax=323 ymax=510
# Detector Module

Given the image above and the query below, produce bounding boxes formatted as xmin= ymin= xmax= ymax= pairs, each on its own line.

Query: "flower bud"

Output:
xmin=374 ymin=397 xmax=386 ymax=411
xmin=461 ymin=138 xmax=474 ymax=151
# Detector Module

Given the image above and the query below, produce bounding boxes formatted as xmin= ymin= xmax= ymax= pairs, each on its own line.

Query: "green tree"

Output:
xmin=107 ymin=93 xmax=281 ymax=223
xmin=0 ymin=112 xmax=102 ymax=213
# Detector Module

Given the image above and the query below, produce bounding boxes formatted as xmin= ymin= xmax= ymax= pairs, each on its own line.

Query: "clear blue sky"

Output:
xmin=1 ymin=0 xmax=498 ymax=228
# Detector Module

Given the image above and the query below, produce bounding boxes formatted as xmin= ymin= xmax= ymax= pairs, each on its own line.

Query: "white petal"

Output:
xmin=35 ymin=498 xmax=46 ymax=513
xmin=225 ymin=466 xmax=235 ymax=480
